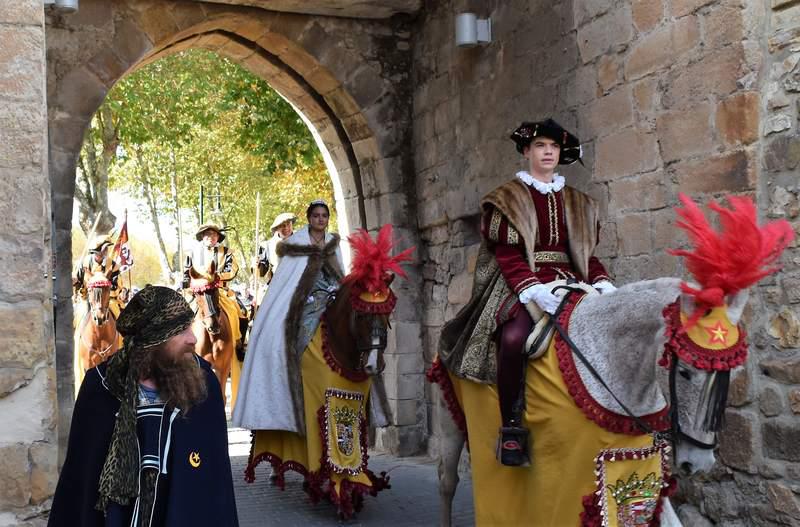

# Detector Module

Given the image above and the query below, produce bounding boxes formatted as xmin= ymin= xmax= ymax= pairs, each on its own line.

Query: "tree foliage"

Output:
xmin=75 ymin=49 xmax=335 ymax=285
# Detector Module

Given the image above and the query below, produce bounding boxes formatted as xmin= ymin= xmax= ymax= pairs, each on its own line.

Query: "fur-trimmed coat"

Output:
xmin=439 ymin=178 xmax=603 ymax=383
xmin=233 ymin=227 xmax=343 ymax=434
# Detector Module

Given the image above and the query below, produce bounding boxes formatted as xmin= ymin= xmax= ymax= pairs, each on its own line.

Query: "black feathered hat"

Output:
xmin=510 ymin=118 xmax=583 ymax=165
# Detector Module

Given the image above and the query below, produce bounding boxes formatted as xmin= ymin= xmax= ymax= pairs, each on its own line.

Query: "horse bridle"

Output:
xmin=314 ymin=287 xmax=388 ymax=374
xmin=195 ymin=290 xmax=221 ymax=336
xmin=550 ymin=285 xmax=716 ymax=451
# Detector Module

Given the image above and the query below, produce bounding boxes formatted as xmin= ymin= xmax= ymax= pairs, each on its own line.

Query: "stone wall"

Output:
xmin=414 ymin=0 xmax=799 ymax=524
xmin=0 ymin=1 xmax=58 ymax=525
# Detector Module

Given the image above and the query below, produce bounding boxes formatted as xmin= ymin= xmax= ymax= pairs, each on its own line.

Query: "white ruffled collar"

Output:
xmin=516 ymin=171 xmax=565 ymax=194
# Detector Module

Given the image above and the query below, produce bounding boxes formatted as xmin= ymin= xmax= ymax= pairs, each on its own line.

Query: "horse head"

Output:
xmin=87 ymin=271 xmax=113 ymax=325
xmin=660 ymin=194 xmax=793 ymax=476
xmin=189 ymin=260 xmax=221 ymax=335
xmin=334 ymin=225 xmax=414 ymax=376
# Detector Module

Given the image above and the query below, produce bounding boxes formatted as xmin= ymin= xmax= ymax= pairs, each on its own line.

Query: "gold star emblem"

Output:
xmin=188 ymin=451 xmax=201 ymax=468
xmin=702 ymin=321 xmax=729 ymax=346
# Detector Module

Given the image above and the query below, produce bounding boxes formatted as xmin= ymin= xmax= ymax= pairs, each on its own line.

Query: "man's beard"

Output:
xmin=140 ymin=348 xmax=208 ymax=414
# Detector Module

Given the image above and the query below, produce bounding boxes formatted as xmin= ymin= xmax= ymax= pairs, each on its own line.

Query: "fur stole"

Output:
xmin=481 ymin=179 xmax=599 ymax=280
xmin=279 ymin=234 xmax=343 ymax=433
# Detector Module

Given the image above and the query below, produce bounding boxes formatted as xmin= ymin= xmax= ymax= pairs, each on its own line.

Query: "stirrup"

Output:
xmin=496 ymin=426 xmax=531 ymax=467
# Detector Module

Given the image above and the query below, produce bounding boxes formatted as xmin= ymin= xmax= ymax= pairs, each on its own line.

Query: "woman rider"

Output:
xmin=233 ymin=200 xmax=344 ymax=435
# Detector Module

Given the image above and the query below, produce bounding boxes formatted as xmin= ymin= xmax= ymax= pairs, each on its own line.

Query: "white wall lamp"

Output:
xmin=44 ymin=0 xmax=79 ymax=13
xmin=455 ymin=12 xmax=492 ymax=47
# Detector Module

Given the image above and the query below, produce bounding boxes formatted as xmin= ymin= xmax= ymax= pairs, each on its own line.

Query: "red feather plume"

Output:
xmin=342 ymin=224 xmax=415 ymax=295
xmin=669 ymin=193 xmax=794 ymax=324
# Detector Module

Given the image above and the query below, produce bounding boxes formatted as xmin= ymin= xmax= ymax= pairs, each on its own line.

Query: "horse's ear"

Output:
xmin=726 ymin=289 xmax=749 ymax=325
xmin=189 ymin=266 xmax=199 ymax=279
xmin=386 ymin=274 xmax=395 ymax=287
xmin=209 ymin=259 xmax=217 ymax=275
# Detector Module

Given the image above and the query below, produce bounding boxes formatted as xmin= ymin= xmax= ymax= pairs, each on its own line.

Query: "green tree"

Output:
xmin=79 ymin=48 xmax=335 ymax=285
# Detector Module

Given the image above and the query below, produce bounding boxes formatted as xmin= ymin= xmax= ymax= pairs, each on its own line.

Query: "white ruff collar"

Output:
xmin=516 ymin=171 xmax=565 ymax=194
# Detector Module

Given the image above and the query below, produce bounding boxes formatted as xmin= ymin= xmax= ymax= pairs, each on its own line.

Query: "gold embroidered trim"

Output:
xmin=547 ymin=192 xmax=559 ymax=245
xmin=489 ymin=209 xmax=502 ymax=242
xmin=507 ymin=224 xmax=519 ymax=245
xmin=533 ymin=251 xmax=570 ymax=263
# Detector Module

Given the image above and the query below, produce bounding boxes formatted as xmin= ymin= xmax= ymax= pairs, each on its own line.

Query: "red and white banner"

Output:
xmin=113 ymin=211 xmax=134 ymax=272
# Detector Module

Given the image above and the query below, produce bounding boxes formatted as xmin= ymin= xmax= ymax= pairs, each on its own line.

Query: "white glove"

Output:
xmin=594 ymin=280 xmax=617 ymax=294
xmin=519 ymin=284 xmax=560 ymax=315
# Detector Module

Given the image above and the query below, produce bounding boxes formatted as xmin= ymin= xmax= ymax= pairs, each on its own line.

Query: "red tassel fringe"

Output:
xmin=425 ymin=358 xmax=468 ymax=438
xmin=659 ymin=301 xmax=748 ymax=371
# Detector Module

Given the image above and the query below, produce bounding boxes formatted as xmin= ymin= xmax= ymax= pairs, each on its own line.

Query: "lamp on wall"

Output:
xmin=44 ymin=0 xmax=79 ymax=13
xmin=455 ymin=12 xmax=492 ymax=47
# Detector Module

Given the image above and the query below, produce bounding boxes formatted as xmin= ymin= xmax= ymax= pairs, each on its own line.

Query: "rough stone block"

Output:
xmin=656 ymin=102 xmax=713 ymax=162
xmin=0 ymin=25 xmax=44 ymax=101
xmin=789 ymin=388 xmax=800 ymax=414
xmin=663 ymin=45 xmax=744 ymax=109
xmin=446 ymin=272 xmax=473 ymax=306
xmin=0 ymin=303 xmax=48 ymax=369
xmin=576 ymin=6 xmax=634 ymax=64
xmin=391 ymin=398 xmax=422 ymax=426
xmin=574 ymin=0 xmax=616 ymax=27
xmin=28 ymin=442 xmax=56 ymax=504
xmin=595 ymin=127 xmax=659 ymax=180
xmin=616 ymin=212 xmax=651 ymax=255
xmin=625 ymin=16 xmax=700 ymax=81
xmin=764 ymin=418 xmax=800 ymax=461
xmin=384 ymin=373 xmax=424 ymax=400
xmin=728 ymin=366 xmax=752 ymax=407
xmin=718 ymin=410 xmax=756 ymax=473
xmin=670 ymin=0 xmax=714 ymax=17
xmin=0 ymin=367 xmax=54 ymax=445
xmin=632 ymin=0 xmax=664 ymax=32
xmin=597 ymin=54 xmax=622 ymax=93
xmin=767 ymin=482 xmax=800 ymax=520
xmin=673 ymin=150 xmax=753 ymax=194
xmin=111 ymin=17 xmax=153 ymax=67
xmin=759 ymin=384 xmax=784 ymax=416
xmin=764 ymin=134 xmax=800 ymax=173
xmin=702 ymin=4 xmax=744 ymax=50
xmin=0 ymin=0 xmax=43 ymax=25
xmin=761 ymin=357 xmax=800 ymax=384
xmin=715 ymin=92 xmax=759 ymax=146
xmin=0 ymin=443 xmax=30 ymax=508
xmin=609 ymin=171 xmax=668 ymax=211
xmin=587 ymin=87 xmax=634 ymax=139
xmin=651 ymin=207 xmax=683 ymax=250
xmin=767 ymin=306 xmax=800 ymax=348
xmin=633 ymin=77 xmax=659 ymax=116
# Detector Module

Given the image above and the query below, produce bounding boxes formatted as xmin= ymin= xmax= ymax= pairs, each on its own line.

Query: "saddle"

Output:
xmin=523 ymin=280 xmax=598 ymax=360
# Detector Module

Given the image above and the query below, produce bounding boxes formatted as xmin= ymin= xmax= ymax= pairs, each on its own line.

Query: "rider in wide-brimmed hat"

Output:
xmin=184 ymin=222 xmax=243 ymax=344
xmin=72 ymin=232 xmax=123 ymax=317
xmin=255 ymin=212 xmax=298 ymax=289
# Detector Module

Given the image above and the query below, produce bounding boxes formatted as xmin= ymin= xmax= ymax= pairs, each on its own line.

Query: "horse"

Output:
xmin=244 ymin=225 xmax=412 ymax=519
xmin=429 ymin=195 xmax=792 ymax=527
xmin=74 ymin=270 xmax=121 ymax=391
xmin=189 ymin=260 xmax=235 ymax=405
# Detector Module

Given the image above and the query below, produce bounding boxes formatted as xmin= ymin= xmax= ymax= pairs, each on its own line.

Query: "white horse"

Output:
xmin=432 ymin=195 xmax=792 ymax=527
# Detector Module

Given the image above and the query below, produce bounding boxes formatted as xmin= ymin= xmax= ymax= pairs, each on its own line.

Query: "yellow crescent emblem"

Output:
xmin=188 ymin=451 xmax=201 ymax=468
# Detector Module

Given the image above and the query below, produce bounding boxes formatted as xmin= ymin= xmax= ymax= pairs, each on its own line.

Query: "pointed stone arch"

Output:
xmin=48 ymin=0 xmax=421 ymax=455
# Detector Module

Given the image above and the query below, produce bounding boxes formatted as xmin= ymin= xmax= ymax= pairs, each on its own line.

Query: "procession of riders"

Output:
xmin=64 ymin=117 xmax=795 ymax=527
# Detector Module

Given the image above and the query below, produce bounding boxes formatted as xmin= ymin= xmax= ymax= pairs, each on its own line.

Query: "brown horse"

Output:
xmin=75 ymin=271 xmax=120 ymax=373
xmin=189 ymin=261 xmax=235 ymax=404
xmin=244 ymin=278 xmax=396 ymax=519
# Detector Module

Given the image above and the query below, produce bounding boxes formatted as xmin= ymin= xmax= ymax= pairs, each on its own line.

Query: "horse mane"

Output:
xmin=669 ymin=193 xmax=794 ymax=324
xmin=342 ymin=224 xmax=414 ymax=294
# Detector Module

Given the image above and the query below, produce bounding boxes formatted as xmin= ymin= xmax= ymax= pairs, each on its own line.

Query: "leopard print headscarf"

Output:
xmin=95 ymin=286 xmax=194 ymax=515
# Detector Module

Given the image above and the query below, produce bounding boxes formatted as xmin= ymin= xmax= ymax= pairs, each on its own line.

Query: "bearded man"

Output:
xmin=49 ymin=286 xmax=238 ymax=527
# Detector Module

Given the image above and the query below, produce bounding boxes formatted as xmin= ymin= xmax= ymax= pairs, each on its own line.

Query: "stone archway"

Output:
xmin=47 ymin=0 xmax=422 ymax=456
